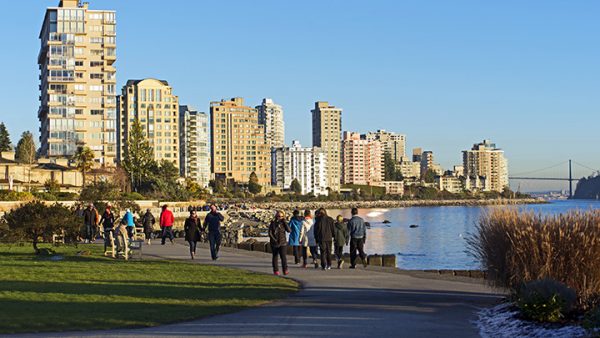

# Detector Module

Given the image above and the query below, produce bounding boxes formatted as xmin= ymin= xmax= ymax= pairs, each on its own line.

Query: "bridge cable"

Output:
xmin=510 ymin=161 xmax=569 ymax=177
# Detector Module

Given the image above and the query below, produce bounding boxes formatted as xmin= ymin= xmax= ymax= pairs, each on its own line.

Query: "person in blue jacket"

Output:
xmin=122 ymin=208 xmax=135 ymax=239
xmin=287 ymin=209 xmax=304 ymax=265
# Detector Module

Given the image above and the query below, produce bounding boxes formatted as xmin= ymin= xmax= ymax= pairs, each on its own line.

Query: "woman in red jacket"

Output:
xmin=160 ymin=204 xmax=175 ymax=245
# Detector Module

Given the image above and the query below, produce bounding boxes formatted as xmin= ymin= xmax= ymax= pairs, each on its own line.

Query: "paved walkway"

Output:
xmin=13 ymin=242 xmax=502 ymax=338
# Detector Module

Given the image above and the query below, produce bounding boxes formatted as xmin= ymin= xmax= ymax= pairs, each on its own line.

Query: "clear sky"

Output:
xmin=0 ymin=0 xmax=598 ymax=191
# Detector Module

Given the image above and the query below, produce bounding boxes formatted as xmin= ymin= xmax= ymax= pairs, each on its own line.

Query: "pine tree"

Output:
xmin=122 ymin=119 xmax=155 ymax=191
xmin=72 ymin=145 xmax=95 ymax=187
xmin=0 ymin=123 xmax=11 ymax=155
xmin=15 ymin=131 xmax=36 ymax=190
xmin=248 ymin=171 xmax=262 ymax=195
xmin=290 ymin=178 xmax=302 ymax=194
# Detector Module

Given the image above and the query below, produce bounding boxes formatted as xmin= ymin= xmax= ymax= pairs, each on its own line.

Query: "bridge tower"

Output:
xmin=569 ymin=159 xmax=573 ymax=199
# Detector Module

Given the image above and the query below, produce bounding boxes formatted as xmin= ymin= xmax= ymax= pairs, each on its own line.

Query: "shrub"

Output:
xmin=0 ymin=190 xmax=34 ymax=201
xmin=516 ymin=279 xmax=576 ymax=322
xmin=121 ymin=192 xmax=145 ymax=200
xmin=468 ymin=209 xmax=600 ymax=311
xmin=33 ymin=191 xmax=58 ymax=201
xmin=583 ymin=306 xmax=600 ymax=334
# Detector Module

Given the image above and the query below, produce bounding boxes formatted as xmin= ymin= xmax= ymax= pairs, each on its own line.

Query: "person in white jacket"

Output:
xmin=299 ymin=209 xmax=320 ymax=269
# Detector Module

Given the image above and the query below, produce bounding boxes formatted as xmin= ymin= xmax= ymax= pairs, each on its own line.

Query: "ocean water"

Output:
xmin=331 ymin=200 xmax=600 ymax=270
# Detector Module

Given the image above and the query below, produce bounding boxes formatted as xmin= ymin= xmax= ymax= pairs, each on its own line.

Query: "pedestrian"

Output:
xmin=347 ymin=208 xmax=368 ymax=268
xmin=334 ymin=215 xmax=349 ymax=269
xmin=203 ymin=204 xmax=224 ymax=260
xmin=288 ymin=209 xmax=303 ymax=265
xmin=314 ymin=208 xmax=335 ymax=270
xmin=122 ymin=208 xmax=135 ymax=239
xmin=160 ymin=204 xmax=175 ymax=245
xmin=82 ymin=203 xmax=98 ymax=243
xmin=99 ymin=204 xmax=116 ymax=256
xmin=299 ymin=209 xmax=318 ymax=268
xmin=184 ymin=209 xmax=202 ymax=259
xmin=141 ymin=208 xmax=155 ymax=245
xmin=269 ymin=210 xmax=291 ymax=276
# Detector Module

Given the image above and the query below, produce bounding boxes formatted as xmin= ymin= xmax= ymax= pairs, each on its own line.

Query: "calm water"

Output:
xmin=332 ymin=200 xmax=600 ymax=270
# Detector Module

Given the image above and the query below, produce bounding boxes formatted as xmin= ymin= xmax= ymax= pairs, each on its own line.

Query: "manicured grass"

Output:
xmin=0 ymin=244 xmax=297 ymax=334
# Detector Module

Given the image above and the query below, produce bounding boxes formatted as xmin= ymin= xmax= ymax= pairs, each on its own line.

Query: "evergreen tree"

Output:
xmin=248 ymin=171 xmax=262 ymax=195
xmin=290 ymin=178 xmax=302 ymax=194
xmin=122 ymin=119 xmax=155 ymax=191
xmin=72 ymin=145 xmax=95 ymax=187
xmin=383 ymin=151 xmax=404 ymax=181
xmin=0 ymin=123 xmax=11 ymax=155
xmin=15 ymin=131 xmax=36 ymax=165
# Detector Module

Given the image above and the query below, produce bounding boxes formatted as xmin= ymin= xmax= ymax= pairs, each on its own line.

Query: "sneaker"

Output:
xmin=274 ymin=271 xmax=280 ymax=276
xmin=284 ymin=270 xmax=289 ymax=275
xmin=326 ymin=266 xmax=331 ymax=270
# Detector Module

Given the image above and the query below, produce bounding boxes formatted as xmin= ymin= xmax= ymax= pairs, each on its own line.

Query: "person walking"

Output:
xmin=334 ymin=215 xmax=349 ymax=269
xmin=269 ymin=211 xmax=291 ymax=276
xmin=160 ymin=205 xmax=175 ymax=245
xmin=82 ymin=203 xmax=98 ymax=243
xmin=347 ymin=208 xmax=368 ymax=268
xmin=287 ymin=209 xmax=303 ymax=265
xmin=141 ymin=209 xmax=155 ymax=245
xmin=122 ymin=208 xmax=135 ymax=239
xmin=314 ymin=208 xmax=335 ymax=270
xmin=203 ymin=204 xmax=224 ymax=260
xmin=99 ymin=204 xmax=116 ymax=256
xmin=299 ymin=209 xmax=318 ymax=268
xmin=184 ymin=209 xmax=202 ymax=259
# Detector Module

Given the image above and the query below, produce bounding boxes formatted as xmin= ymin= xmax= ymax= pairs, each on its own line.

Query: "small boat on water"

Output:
xmin=409 ymin=224 xmax=419 ymax=228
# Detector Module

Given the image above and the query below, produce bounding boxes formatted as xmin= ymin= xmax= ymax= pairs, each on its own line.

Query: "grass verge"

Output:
xmin=0 ymin=244 xmax=297 ymax=334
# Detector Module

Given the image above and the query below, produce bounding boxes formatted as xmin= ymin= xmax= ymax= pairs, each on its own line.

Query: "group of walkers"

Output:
xmin=269 ymin=207 xmax=368 ymax=276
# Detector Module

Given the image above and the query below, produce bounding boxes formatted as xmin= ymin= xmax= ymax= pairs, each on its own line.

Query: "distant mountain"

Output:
xmin=573 ymin=174 xmax=600 ymax=200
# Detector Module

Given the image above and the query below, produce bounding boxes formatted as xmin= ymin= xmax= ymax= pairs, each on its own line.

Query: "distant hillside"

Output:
xmin=573 ymin=174 xmax=600 ymax=200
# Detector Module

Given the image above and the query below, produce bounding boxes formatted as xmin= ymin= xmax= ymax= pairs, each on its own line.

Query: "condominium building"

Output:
xmin=365 ymin=130 xmax=406 ymax=163
xmin=117 ymin=79 xmax=180 ymax=168
xmin=398 ymin=160 xmax=421 ymax=179
xmin=256 ymin=98 xmax=285 ymax=149
xmin=412 ymin=148 xmax=423 ymax=163
xmin=179 ymin=105 xmax=210 ymax=188
xmin=38 ymin=0 xmax=117 ymax=165
xmin=341 ymin=132 xmax=383 ymax=185
xmin=462 ymin=140 xmax=508 ymax=192
xmin=210 ymin=98 xmax=271 ymax=186
xmin=271 ymin=141 xmax=328 ymax=196
xmin=420 ymin=150 xmax=443 ymax=177
xmin=435 ymin=175 xmax=464 ymax=194
xmin=312 ymin=101 xmax=342 ymax=191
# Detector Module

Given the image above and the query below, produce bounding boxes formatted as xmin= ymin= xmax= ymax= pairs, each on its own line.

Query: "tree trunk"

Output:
xmin=33 ymin=238 xmax=39 ymax=255
xmin=82 ymin=170 xmax=86 ymax=188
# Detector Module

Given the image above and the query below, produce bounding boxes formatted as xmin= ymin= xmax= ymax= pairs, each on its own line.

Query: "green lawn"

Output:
xmin=0 ymin=244 xmax=297 ymax=334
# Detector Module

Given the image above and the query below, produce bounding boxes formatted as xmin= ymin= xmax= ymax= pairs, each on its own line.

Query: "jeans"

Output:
xmin=126 ymin=226 xmax=134 ymax=239
xmin=272 ymin=245 xmax=288 ymax=272
xmin=335 ymin=245 xmax=344 ymax=262
xmin=188 ymin=240 xmax=197 ymax=254
xmin=208 ymin=232 xmax=222 ymax=260
xmin=350 ymin=238 xmax=367 ymax=267
xmin=85 ymin=224 xmax=94 ymax=241
xmin=319 ymin=241 xmax=332 ymax=269
xmin=161 ymin=226 xmax=174 ymax=244
xmin=103 ymin=229 xmax=114 ymax=251
xmin=292 ymin=245 xmax=302 ymax=264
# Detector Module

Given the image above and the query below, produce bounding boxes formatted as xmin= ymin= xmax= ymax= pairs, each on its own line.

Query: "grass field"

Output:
xmin=0 ymin=244 xmax=297 ymax=334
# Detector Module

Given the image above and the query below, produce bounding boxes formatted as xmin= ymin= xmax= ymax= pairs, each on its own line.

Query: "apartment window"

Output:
xmin=75 ymin=61 xmax=84 ymax=67
xmin=90 ymin=73 xmax=103 ymax=80
xmin=90 ymin=61 xmax=103 ymax=67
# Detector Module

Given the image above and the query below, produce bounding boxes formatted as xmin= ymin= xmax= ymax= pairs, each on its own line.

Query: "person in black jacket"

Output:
xmin=269 ymin=211 xmax=291 ymax=276
xmin=99 ymin=204 xmax=116 ymax=256
xmin=141 ymin=209 xmax=155 ymax=245
xmin=314 ymin=208 xmax=335 ymax=270
xmin=184 ymin=210 xmax=202 ymax=259
xmin=203 ymin=204 xmax=224 ymax=260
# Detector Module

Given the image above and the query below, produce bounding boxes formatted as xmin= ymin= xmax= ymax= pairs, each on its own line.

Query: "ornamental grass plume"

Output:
xmin=468 ymin=208 xmax=600 ymax=310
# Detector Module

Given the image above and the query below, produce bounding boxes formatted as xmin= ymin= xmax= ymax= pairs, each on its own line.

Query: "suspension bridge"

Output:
xmin=509 ymin=160 xmax=600 ymax=198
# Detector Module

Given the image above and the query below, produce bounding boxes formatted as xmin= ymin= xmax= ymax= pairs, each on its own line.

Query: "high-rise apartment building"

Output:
xmin=463 ymin=140 xmax=508 ymax=192
xmin=38 ymin=0 xmax=117 ymax=165
xmin=210 ymin=98 xmax=271 ymax=186
xmin=179 ymin=105 xmax=210 ymax=188
xmin=341 ymin=132 xmax=383 ymax=185
xmin=365 ymin=130 xmax=406 ymax=163
xmin=256 ymin=98 xmax=284 ymax=149
xmin=271 ymin=141 xmax=328 ymax=196
xmin=312 ymin=101 xmax=342 ymax=191
xmin=412 ymin=148 xmax=423 ymax=163
xmin=117 ymin=79 xmax=180 ymax=168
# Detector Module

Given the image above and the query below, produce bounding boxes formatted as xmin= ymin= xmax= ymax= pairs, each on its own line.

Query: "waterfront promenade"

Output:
xmin=10 ymin=242 xmax=503 ymax=338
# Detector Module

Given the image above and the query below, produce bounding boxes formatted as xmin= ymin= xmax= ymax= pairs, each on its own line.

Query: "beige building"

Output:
xmin=256 ymin=98 xmax=285 ymax=149
xmin=376 ymin=181 xmax=404 ymax=195
xmin=38 ymin=0 xmax=117 ymax=165
xmin=365 ymin=130 xmax=406 ymax=163
xmin=435 ymin=175 xmax=464 ymax=194
xmin=398 ymin=160 xmax=421 ymax=179
xmin=179 ymin=105 xmax=210 ymax=188
xmin=341 ymin=132 xmax=383 ymax=186
xmin=210 ymin=98 xmax=271 ymax=186
xmin=312 ymin=102 xmax=342 ymax=191
xmin=117 ymin=79 xmax=180 ymax=169
xmin=420 ymin=151 xmax=443 ymax=177
xmin=463 ymin=140 xmax=508 ymax=192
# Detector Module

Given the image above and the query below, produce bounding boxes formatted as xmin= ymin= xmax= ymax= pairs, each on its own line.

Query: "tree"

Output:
xmin=44 ymin=178 xmax=60 ymax=195
xmin=3 ymin=201 xmax=79 ymax=254
xmin=146 ymin=160 xmax=188 ymax=200
xmin=422 ymin=169 xmax=437 ymax=183
xmin=383 ymin=152 xmax=404 ymax=181
xmin=72 ymin=145 xmax=95 ymax=187
xmin=15 ymin=131 xmax=36 ymax=191
xmin=0 ymin=122 xmax=11 ymax=156
xmin=122 ymin=119 xmax=155 ymax=192
xmin=290 ymin=178 xmax=302 ymax=195
xmin=248 ymin=171 xmax=262 ymax=195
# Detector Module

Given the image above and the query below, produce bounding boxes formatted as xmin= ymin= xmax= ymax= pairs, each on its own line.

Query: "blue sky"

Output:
xmin=0 ymin=0 xmax=598 ymax=191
